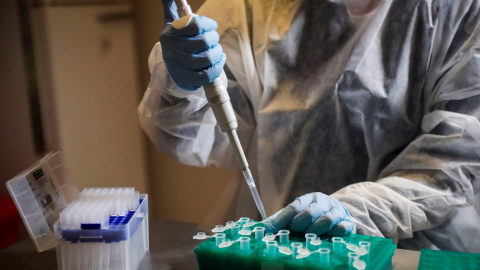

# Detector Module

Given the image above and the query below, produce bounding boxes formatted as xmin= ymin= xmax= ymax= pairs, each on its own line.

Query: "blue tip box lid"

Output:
xmin=57 ymin=197 xmax=147 ymax=243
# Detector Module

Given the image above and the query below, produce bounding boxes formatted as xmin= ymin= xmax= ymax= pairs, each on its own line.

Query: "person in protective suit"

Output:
xmin=138 ymin=0 xmax=480 ymax=253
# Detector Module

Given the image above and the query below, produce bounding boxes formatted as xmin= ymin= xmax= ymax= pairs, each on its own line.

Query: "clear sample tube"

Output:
xmin=215 ymin=233 xmax=226 ymax=247
xmin=239 ymin=228 xmax=252 ymax=236
xmin=266 ymin=241 xmax=277 ymax=256
xmin=305 ymin=233 xmax=316 ymax=251
xmin=291 ymin=242 xmax=303 ymax=258
xmin=238 ymin=217 xmax=250 ymax=226
xmin=278 ymin=230 xmax=290 ymax=246
xmin=193 ymin=232 xmax=208 ymax=240
xmin=319 ymin=248 xmax=331 ymax=265
xmin=263 ymin=232 xmax=275 ymax=242
xmin=348 ymin=252 xmax=360 ymax=270
xmin=359 ymin=241 xmax=370 ymax=254
xmin=332 ymin=237 xmax=344 ymax=253
xmin=353 ymin=259 xmax=367 ymax=270
xmin=310 ymin=236 xmax=323 ymax=247
xmin=253 ymin=227 xmax=265 ymax=241
xmin=239 ymin=237 xmax=250 ymax=251
xmin=231 ymin=223 xmax=241 ymax=239
xmin=212 ymin=225 xmax=225 ymax=233
xmin=359 ymin=241 xmax=371 ymax=264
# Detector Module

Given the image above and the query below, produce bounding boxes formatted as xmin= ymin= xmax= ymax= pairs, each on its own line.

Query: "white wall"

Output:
xmin=31 ymin=5 xmax=148 ymax=193
xmin=1 ymin=1 xmax=148 ymax=195
xmin=0 ymin=0 xmax=43 ymax=196
xmin=133 ymin=0 xmax=231 ymax=224
xmin=0 ymin=0 xmax=230 ymax=225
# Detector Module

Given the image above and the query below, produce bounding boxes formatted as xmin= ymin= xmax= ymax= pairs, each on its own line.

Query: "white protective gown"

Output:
xmin=138 ymin=0 xmax=480 ymax=253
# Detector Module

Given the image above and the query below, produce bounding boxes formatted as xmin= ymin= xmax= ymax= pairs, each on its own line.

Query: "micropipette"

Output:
xmin=171 ymin=0 xmax=267 ymax=220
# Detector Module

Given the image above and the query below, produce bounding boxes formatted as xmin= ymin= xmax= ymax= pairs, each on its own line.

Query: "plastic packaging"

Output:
xmin=6 ymin=152 xmax=79 ymax=252
xmin=55 ymin=195 xmax=149 ymax=270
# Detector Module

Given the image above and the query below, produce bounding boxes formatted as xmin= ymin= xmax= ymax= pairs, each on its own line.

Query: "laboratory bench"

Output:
xmin=0 ymin=218 xmax=420 ymax=270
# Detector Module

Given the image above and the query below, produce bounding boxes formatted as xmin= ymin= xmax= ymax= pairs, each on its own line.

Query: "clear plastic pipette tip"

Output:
xmin=242 ymin=168 xmax=267 ymax=220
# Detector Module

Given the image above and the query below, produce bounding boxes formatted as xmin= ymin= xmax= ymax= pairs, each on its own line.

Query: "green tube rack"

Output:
xmin=418 ymin=249 xmax=480 ymax=270
xmin=194 ymin=220 xmax=397 ymax=270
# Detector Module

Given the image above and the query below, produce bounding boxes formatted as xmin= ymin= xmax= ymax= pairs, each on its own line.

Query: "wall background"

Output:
xmin=0 ymin=0 xmax=231 ymax=229
xmin=0 ymin=0 xmax=42 ymax=197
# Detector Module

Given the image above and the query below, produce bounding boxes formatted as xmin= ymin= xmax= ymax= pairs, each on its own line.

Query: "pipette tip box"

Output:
xmin=6 ymin=152 xmax=149 ymax=270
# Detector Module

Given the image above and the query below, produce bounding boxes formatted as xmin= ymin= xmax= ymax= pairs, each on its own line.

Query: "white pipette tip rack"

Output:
xmin=6 ymin=152 xmax=149 ymax=270
xmin=59 ymin=187 xmax=140 ymax=229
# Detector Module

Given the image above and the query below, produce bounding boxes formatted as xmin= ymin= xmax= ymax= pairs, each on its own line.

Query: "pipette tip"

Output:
xmin=242 ymin=168 xmax=267 ymax=220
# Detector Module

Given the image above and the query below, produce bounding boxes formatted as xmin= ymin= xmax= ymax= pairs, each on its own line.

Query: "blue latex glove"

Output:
xmin=160 ymin=0 xmax=226 ymax=90
xmin=264 ymin=192 xmax=354 ymax=236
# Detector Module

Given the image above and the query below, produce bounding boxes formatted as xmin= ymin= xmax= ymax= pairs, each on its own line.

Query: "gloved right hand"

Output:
xmin=263 ymin=192 xmax=354 ymax=236
xmin=160 ymin=0 xmax=226 ymax=90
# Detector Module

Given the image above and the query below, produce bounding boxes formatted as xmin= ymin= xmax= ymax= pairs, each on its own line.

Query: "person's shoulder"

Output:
xmin=196 ymin=0 xmax=251 ymax=33
xmin=197 ymin=0 xmax=248 ymax=15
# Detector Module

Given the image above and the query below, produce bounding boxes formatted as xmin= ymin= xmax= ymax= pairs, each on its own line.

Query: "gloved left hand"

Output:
xmin=264 ymin=192 xmax=354 ymax=236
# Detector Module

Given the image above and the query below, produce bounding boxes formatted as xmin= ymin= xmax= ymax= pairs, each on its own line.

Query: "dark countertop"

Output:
xmin=0 ymin=218 xmax=420 ymax=269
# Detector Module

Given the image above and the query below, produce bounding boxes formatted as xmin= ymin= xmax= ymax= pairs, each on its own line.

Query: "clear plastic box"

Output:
xmin=6 ymin=152 xmax=149 ymax=270
xmin=55 ymin=195 xmax=149 ymax=270
xmin=6 ymin=152 xmax=79 ymax=252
